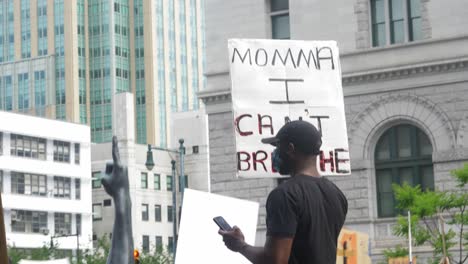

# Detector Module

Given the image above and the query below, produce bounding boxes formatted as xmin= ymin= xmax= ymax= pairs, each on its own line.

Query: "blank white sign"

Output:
xmin=175 ymin=189 xmax=259 ymax=264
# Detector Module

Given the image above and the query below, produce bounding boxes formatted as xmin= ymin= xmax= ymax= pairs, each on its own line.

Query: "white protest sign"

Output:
xmin=175 ymin=189 xmax=259 ymax=264
xmin=229 ymin=39 xmax=350 ymax=178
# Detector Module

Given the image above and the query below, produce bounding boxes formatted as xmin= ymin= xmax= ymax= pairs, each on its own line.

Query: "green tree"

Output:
xmin=81 ymin=235 xmax=111 ymax=264
xmin=392 ymin=163 xmax=468 ymax=264
xmin=382 ymin=245 xmax=409 ymax=262
xmin=139 ymin=246 xmax=172 ymax=264
xmin=8 ymin=235 xmax=173 ymax=264
xmin=8 ymin=241 xmax=63 ymax=264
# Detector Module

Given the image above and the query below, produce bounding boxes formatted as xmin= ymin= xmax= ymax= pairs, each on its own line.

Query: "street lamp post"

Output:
xmin=43 ymin=229 xmax=80 ymax=264
xmin=146 ymin=139 xmax=186 ymax=195
xmin=52 ymin=234 xmax=80 ymax=263
xmin=145 ymin=139 xmax=185 ymax=262
xmin=171 ymin=160 xmax=177 ymax=258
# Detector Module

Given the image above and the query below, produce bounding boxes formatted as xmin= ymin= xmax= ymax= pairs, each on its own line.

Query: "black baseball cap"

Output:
xmin=261 ymin=120 xmax=322 ymax=155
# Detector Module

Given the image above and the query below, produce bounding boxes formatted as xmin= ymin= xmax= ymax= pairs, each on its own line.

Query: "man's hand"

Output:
xmin=218 ymin=226 xmax=246 ymax=252
xmin=101 ymin=136 xmax=129 ymax=198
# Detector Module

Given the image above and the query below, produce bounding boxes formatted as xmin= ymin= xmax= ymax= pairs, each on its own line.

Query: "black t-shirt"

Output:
xmin=266 ymin=175 xmax=348 ymax=264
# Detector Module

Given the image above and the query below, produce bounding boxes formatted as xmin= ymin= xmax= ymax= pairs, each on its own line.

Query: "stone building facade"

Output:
xmin=199 ymin=0 xmax=468 ymax=262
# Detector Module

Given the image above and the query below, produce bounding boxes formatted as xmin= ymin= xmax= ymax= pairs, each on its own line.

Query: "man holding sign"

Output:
xmin=219 ymin=120 xmax=348 ymax=264
xmin=218 ymin=39 xmax=350 ymax=263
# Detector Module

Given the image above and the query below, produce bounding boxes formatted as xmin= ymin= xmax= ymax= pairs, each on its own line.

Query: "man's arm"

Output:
xmin=219 ymin=188 xmax=296 ymax=263
xmin=219 ymin=227 xmax=293 ymax=264
xmin=240 ymin=236 xmax=293 ymax=264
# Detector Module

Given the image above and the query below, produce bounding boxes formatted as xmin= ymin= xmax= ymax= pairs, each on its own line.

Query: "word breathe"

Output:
xmin=237 ymin=149 xmax=350 ymax=174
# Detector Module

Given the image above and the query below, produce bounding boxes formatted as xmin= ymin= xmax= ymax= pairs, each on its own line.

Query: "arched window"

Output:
xmin=375 ymin=124 xmax=434 ymax=217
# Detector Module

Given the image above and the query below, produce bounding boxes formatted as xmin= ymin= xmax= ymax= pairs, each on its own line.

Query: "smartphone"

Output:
xmin=213 ymin=216 xmax=232 ymax=231
xmin=105 ymin=162 xmax=113 ymax=174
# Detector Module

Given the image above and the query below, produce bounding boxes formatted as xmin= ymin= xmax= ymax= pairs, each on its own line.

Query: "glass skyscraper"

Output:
xmin=0 ymin=0 xmax=205 ymax=146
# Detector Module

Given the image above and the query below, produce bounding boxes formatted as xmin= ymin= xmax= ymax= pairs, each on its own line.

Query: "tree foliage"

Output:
xmin=139 ymin=246 xmax=173 ymax=264
xmin=383 ymin=245 xmax=409 ymax=260
xmin=392 ymin=163 xmax=468 ymax=264
xmin=8 ymin=235 xmax=172 ymax=264
xmin=8 ymin=241 xmax=69 ymax=264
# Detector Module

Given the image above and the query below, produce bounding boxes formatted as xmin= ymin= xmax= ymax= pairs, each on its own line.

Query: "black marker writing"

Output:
xmin=269 ymin=78 xmax=305 ymax=105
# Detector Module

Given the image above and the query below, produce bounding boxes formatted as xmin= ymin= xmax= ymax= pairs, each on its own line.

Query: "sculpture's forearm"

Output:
xmin=107 ymin=190 xmax=134 ymax=264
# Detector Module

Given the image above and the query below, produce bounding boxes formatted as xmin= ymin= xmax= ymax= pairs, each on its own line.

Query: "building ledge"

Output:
xmin=198 ymin=89 xmax=231 ymax=104
xmin=343 ymin=56 xmax=468 ymax=85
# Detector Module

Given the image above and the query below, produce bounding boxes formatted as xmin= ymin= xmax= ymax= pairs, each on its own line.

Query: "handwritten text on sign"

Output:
xmin=229 ymin=39 xmax=351 ymax=178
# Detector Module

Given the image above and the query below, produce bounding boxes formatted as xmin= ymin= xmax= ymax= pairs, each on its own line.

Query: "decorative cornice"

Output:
xmin=342 ymin=35 xmax=468 ymax=57
xmin=198 ymin=89 xmax=231 ymax=104
xmin=342 ymin=58 xmax=468 ymax=85
xmin=199 ymin=58 xmax=468 ymax=102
